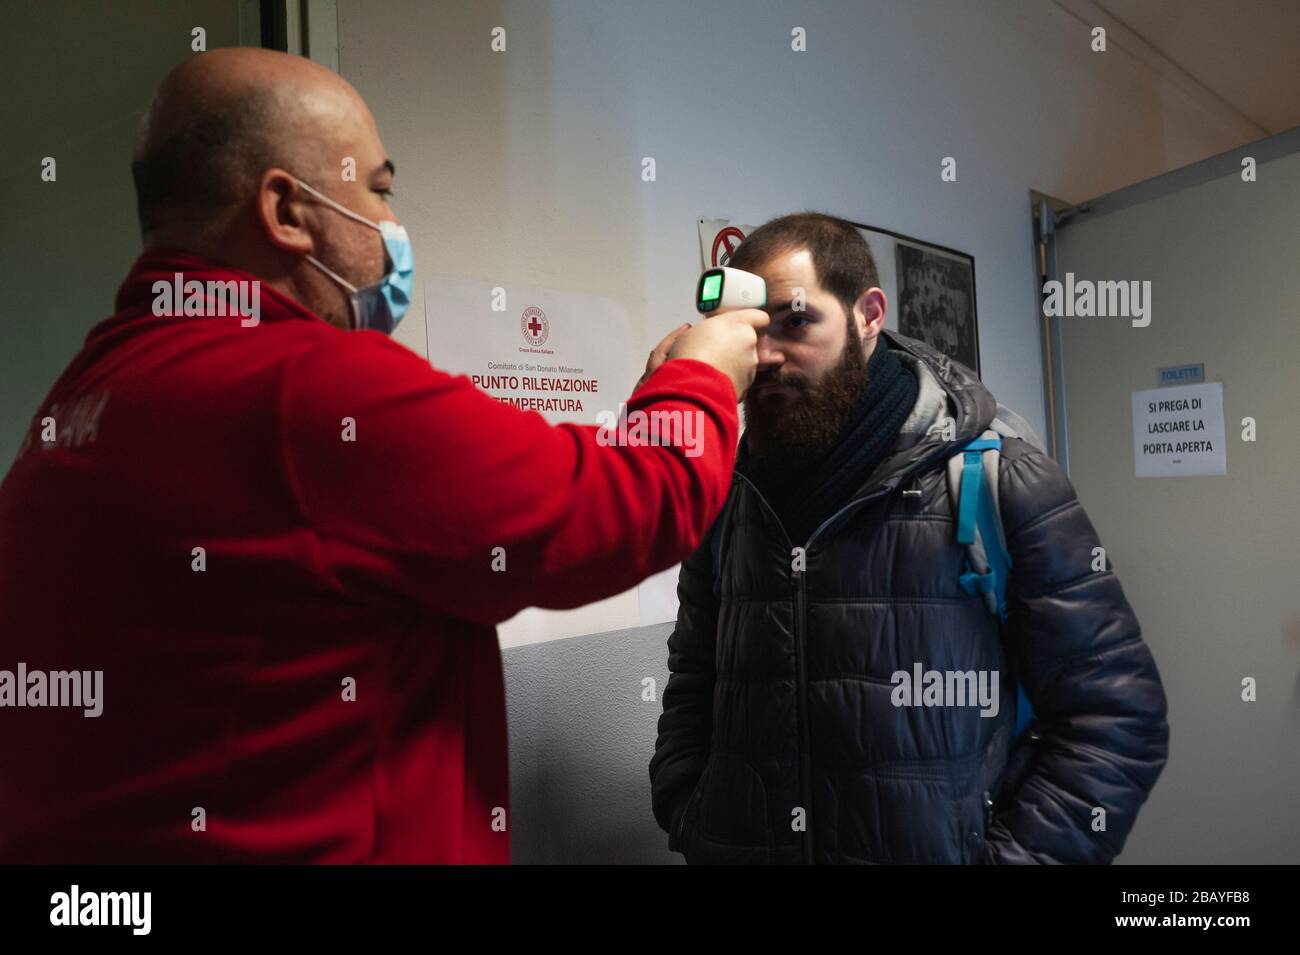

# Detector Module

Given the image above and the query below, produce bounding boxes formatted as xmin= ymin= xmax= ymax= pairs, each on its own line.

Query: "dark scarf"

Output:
xmin=737 ymin=339 xmax=919 ymax=546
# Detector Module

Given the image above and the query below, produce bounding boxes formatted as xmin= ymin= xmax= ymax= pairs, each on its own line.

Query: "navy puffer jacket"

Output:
xmin=649 ymin=331 xmax=1169 ymax=864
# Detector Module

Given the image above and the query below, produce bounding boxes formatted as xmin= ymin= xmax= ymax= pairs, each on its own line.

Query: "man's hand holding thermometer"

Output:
xmin=636 ymin=267 xmax=770 ymax=399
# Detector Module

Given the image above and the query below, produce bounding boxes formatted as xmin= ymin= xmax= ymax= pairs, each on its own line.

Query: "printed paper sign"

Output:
xmin=698 ymin=219 xmax=755 ymax=270
xmin=425 ymin=279 xmax=640 ymax=647
xmin=1131 ymin=382 xmax=1226 ymax=477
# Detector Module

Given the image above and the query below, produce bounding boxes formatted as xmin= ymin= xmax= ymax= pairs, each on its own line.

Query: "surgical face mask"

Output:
xmin=296 ymin=178 xmax=414 ymax=334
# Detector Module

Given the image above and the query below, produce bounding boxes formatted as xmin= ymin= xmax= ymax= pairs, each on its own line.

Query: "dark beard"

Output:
xmin=743 ymin=323 xmax=868 ymax=464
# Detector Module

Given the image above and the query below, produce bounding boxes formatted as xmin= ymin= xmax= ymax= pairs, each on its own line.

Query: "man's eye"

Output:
xmin=784 ymin=315 xmax=807 ymax=330
xmin=375 ymin=188 xmax=394 ymax=198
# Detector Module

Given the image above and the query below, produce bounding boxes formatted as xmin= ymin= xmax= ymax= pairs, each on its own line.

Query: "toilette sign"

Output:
xmin=1131 ymin=382 xmax=1226 ymax=478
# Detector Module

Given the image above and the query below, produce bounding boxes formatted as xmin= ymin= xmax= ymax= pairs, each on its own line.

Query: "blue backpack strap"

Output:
xmin=953 ymin=434 xmax=1035 ymax=738
xmin=955 ymin=437 xmax=1011 ymax=620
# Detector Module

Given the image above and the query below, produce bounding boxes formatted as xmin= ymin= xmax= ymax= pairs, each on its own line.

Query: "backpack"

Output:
xmin=946 ymin=403 xmax=1044 ymax=740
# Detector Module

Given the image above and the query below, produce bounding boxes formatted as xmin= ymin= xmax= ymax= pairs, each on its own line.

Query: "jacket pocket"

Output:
xmin=683 ymin=753 xmax=771 ymax=864
xmin=837 ymin=771 xmax=963 ymax=864
xmin=994 ymin=726 xmax=1042 ymax=810
xmin=672 ymin=773 xmax=707 ymax=854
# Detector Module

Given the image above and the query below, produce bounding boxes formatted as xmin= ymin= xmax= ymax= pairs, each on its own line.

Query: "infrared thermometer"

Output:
xmin=696 ymin=267 xmax=766 ymax=315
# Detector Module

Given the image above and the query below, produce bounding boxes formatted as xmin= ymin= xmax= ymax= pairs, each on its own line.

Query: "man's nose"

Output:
xmin=755 ymin=329 xmax=784 ymax=369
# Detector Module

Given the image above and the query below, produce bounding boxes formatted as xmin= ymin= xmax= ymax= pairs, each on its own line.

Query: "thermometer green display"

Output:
xmin=695 ymin=267 xmax=767 ymax=315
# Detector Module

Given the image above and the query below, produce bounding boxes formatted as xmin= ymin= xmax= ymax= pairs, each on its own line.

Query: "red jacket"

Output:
xmin=0 ymin=250 xmax=739 ymax=863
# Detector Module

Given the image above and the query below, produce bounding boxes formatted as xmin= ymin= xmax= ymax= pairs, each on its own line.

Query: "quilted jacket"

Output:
xmin=650 ymin=330 xmax=1169 ymax=864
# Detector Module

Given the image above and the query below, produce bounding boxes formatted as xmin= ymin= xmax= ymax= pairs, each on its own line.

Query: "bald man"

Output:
xmin=0 ymin=48 xmax=765 ymax=863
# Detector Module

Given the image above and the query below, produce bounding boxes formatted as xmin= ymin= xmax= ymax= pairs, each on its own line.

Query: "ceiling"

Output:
xmin=1095 ymin=0 xmax=1300 ymax=134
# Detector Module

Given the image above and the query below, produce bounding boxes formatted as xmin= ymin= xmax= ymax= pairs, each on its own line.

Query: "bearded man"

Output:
xmin=648 ymin=212 xmax=1169 ymax=864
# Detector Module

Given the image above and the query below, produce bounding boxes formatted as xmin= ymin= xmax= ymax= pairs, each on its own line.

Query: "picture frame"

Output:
xmin=848 ymin=222 xmax=980 ymax=376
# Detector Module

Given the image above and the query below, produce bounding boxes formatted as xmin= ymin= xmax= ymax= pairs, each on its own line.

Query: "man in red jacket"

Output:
xmin=0 ymin=48 xmax=764 ymax=863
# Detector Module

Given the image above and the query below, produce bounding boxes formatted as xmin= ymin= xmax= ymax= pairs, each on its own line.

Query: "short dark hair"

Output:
xmin=728 ymin=212 xmax=880 ymax=318
xmin=130 ymin=90 xmax=278 ymax=232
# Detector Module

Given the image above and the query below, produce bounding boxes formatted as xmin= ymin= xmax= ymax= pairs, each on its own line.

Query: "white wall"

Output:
xmin=338 ymin=0 xmax=1251 ymax=449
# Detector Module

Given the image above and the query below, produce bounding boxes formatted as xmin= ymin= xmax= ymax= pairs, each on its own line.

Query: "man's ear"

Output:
xmin=854 ymin=287 xmax=888 ymax=343
xmin=256 ymin=168 xmax=314 ymax=255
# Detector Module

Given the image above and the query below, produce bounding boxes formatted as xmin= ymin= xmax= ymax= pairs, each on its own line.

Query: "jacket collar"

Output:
xmin=849 ymin=329 xmax=996 ymax=498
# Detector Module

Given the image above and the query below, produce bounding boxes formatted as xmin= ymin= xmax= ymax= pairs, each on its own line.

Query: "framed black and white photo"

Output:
xmin=892 ymin=237 xmax=979 ymax=374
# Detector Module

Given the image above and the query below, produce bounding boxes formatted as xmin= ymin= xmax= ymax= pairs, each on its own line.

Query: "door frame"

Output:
xmin=1031 ymin=124 xmax=1300 ymax=476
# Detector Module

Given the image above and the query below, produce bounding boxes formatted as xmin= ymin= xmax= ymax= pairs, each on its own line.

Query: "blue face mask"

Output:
xmin=296 ymin=178 xmax=414 ymax=334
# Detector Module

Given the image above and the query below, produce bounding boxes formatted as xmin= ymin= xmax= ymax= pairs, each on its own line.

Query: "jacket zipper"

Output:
xmin=734 ymin=472 xmax=919 ymax=865
xmin=725 ymin=347 xmax=985 ymax=862
xmin=791 ymin=562 xmax=814 ymax=864
xmin=733 ymin=455 xmax=950 ymax=866
xmin=733 ymin=474 xmax=814 ymax=862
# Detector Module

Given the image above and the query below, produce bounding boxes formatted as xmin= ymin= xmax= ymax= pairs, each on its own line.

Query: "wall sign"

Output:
xmin=1131 ymin=382 xmax=1226 ymax=477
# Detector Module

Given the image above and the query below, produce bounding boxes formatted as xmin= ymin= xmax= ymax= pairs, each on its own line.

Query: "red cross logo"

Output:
xmin=521 ymin=306 xmax=549 ymax=346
